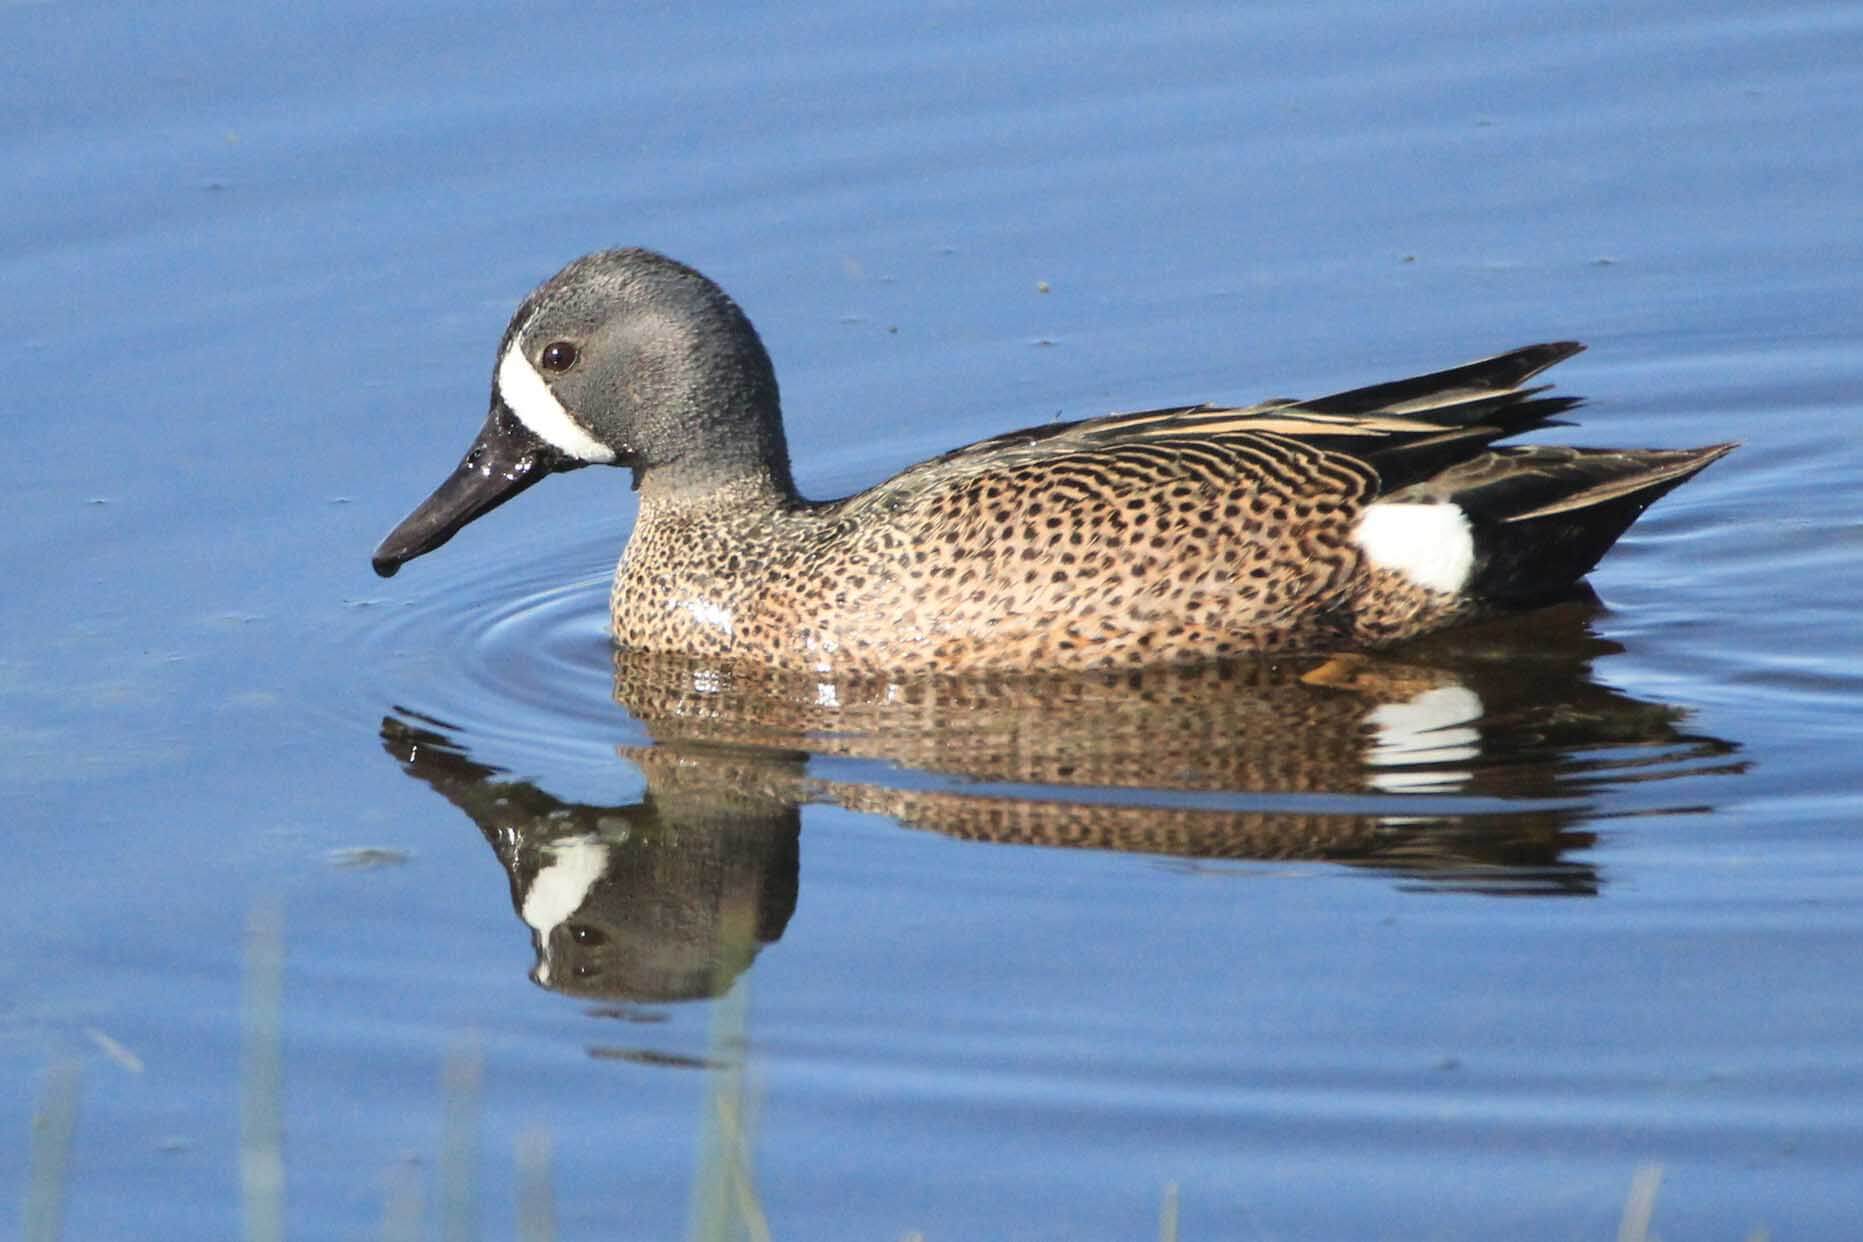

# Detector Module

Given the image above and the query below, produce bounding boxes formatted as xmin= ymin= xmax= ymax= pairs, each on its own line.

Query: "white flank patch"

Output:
xmin=1365 ymin=685 xmax=1483 ymax=794
xmin=521 ymin=835 xmax=610 ymax=986
xmin=1353 ymin=502 xmax=1475 ymax=594
xmin=676 ymin=598 xmax=735 ymax=638
xmin=496 ymin=344 xmax=615 ymax=463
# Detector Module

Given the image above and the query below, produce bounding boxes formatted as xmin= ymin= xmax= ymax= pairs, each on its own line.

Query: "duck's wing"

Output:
xmin=860 ymin=342 xmax=1589 ymax=508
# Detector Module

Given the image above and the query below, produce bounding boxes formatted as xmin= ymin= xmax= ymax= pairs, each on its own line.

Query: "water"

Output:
xmin=6 ymin=1 xmax=1862 ymax=1238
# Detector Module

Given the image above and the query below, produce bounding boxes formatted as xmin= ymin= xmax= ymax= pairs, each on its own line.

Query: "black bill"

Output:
xmin=372 ymin=403 xmax=579 ymax=578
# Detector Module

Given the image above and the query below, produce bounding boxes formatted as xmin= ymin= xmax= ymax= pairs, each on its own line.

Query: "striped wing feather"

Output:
xmin=868 ymin=342 xmax=1590 ymax=506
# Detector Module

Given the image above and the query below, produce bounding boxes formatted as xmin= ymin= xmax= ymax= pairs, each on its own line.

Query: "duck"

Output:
xmin=372 ymin=248 xmax=1733 ymax=675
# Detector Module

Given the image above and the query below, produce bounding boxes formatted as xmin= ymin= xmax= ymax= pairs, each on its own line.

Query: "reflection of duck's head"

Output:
xmin=517 ymin=818 xmax=798 ymax=1002
xmin=380 ymin=715 xmax=799 ymax=1003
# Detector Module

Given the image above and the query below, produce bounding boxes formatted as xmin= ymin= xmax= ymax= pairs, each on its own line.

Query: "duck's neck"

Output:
xmin=628 ymin=380 xmax=802 ymax=512
xmin=633 ymin=463 xmax=803 ymax=519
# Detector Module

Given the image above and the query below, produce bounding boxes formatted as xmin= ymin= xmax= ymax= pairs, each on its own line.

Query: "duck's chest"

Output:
xmin=608 ymin=509 xmax=818 ymax=663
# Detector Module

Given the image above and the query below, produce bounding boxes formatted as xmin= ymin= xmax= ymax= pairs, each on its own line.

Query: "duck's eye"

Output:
xmin=539 ymin=341 xmax=579 ymax=373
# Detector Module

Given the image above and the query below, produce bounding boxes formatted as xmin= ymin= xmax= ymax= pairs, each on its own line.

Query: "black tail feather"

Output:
xmin=1299 ymin=342 xmax=1585 ymax=416
xmin=1397 ymin=443 xmax=1737 ymax=601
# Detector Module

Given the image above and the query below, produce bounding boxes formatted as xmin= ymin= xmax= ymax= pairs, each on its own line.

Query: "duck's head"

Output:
xmin=372 ymin=248 xmax=790 ymax=578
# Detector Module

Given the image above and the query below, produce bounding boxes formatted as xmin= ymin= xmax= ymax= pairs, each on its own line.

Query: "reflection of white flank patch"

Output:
xmin=1353 ymin=502 xmax=1474 ymax=593
xmin=496 ymin=344 xmax=615 ymax=463
xmin=521 ymin=835 xmax=610 ymax=985
xmin=1365 ymin=684 xmax=1482 ymax=793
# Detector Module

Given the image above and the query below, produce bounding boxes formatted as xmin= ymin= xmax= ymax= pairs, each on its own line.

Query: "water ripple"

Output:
xmin=355 ymin=532 xmax=635 ymax=771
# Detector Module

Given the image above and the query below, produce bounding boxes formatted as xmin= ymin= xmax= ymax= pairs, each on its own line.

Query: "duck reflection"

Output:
xmin=382 ymin=597 xmax=1741 ymax=1002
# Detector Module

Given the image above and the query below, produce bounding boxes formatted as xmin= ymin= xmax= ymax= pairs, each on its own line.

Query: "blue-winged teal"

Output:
xmin=374 ymin=248 xmax=1733 ymax=674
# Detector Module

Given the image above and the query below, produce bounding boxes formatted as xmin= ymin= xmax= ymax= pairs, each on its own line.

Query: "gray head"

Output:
xmin=373 ymin=248 xmax=793 ymax=577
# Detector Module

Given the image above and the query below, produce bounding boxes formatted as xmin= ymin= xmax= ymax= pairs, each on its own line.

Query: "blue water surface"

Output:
xmin=4 ymin=1 xmax=1861 ymax=1239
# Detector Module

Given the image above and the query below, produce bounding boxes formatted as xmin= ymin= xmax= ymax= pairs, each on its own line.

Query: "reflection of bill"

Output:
xmin=380 ymin=600 xmax=1743 ymax=1003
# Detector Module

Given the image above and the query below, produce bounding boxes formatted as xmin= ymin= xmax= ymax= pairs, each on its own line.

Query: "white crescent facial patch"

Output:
xmin=496 ymin=343 xmax=616 ymax=463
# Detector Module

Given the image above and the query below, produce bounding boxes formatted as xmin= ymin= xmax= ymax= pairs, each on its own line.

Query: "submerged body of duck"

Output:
xmin=373 ymin=249 xmax=1731 ymax=674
